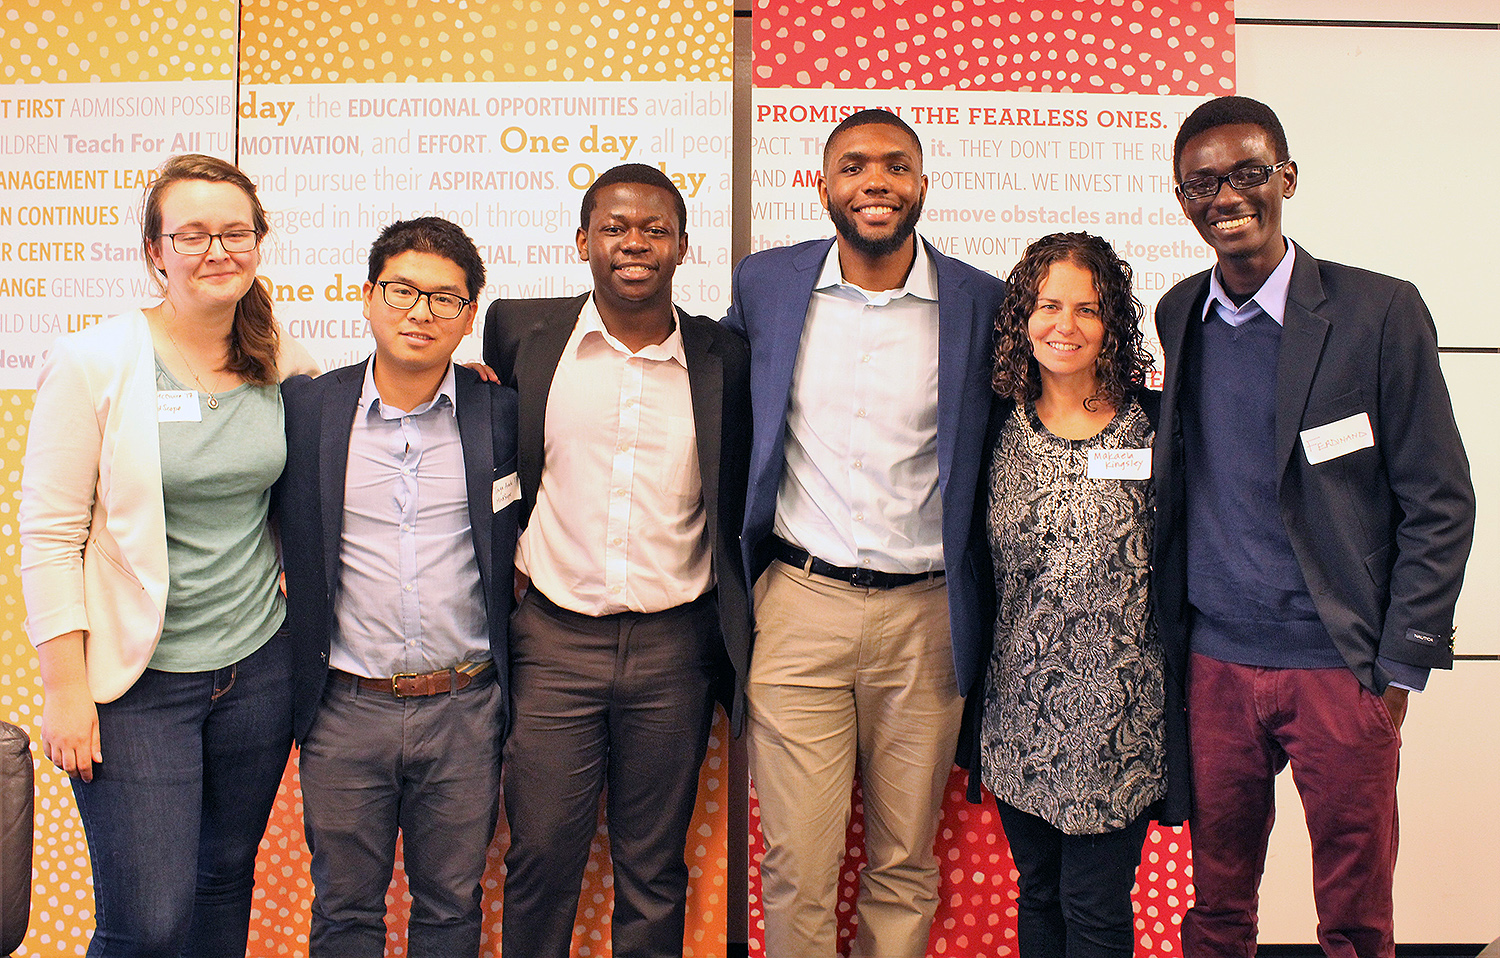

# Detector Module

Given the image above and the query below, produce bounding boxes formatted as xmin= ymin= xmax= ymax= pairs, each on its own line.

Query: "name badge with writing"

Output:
xmin=157 ymin=390 xmax=201 ymax=422
xmin=492 ymin=472 xmax=520 ymax=512
xmin=1087 ymin=448 xmax=1151 ymax=480
xmin=1300 ymin=413 xmax=1374 ymax=465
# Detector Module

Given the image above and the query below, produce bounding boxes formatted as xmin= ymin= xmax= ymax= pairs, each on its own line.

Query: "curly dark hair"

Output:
xmin=992 ymin=232 xmax=1152 ymax=410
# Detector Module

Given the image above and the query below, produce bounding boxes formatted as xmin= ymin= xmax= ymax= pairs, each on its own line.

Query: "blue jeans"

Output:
xmin=71 ymin=628 xmax=292 ymax=958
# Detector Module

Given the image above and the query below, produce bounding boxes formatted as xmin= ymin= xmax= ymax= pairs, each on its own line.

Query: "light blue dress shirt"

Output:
xmin=328 ymin=359 xmax=489 ymax=678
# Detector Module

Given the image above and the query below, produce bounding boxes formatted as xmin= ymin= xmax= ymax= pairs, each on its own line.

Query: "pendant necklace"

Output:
xmin=163 ymin=323 xmax=221 ymax=410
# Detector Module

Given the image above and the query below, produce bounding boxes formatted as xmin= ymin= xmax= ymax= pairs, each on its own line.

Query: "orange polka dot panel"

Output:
xmin=749 ymin=768 xmax=1195 ymax=956
xmin=238 ymin=0 xmax=734 ymax=84
xmin=752 ymin=0 xmax=1236 ymax=94
xmin=0 ymin=0 xmax=238 ymax=83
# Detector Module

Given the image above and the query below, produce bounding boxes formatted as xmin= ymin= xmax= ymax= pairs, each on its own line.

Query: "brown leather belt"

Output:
xmin=328 ymin=660 xmax=494 ymax=698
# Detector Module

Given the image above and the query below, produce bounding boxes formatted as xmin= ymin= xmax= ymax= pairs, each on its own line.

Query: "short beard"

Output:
xmin=828 ymin=196 xmax=924 ymax=260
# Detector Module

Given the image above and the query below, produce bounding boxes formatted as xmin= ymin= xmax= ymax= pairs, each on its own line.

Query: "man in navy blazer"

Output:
xmin=1153 ymin=97 xmax=1474 ymax=956
xmin=279 ymin=217 xmax=519 ymax=956
xmin=723 ymin=109 xmax=1005 ymax=958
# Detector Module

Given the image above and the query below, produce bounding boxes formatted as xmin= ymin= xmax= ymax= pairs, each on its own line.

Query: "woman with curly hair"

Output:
xmin=980 ymin=232 xmax=1183 ymax=957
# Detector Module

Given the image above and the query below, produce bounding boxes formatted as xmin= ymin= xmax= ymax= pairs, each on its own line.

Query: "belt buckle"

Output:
xmin=849 ymin=567 xmax=878 ymax=588
xmin=389 ymin=671 xmax=420 ymax=697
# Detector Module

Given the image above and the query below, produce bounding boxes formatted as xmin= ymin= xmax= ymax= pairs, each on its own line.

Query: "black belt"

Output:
xmin=772 ymin=538 xmax=944 ymax=590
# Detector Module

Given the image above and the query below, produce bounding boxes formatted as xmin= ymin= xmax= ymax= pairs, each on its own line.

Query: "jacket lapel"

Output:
xmin=680 ymin=313 xmax=723 ymax=549
xmin=513 ymin=312 xmax=577 ymax=514
xmin=1274 ymin=252 xmax=1331 ymax=474
xmin=318 ymin=364 xmax=363 ymax=598
xmin=931 ymin=241 xmax=978 ymax=489
xmin=453 ymin=371 xmax=495 ymax=588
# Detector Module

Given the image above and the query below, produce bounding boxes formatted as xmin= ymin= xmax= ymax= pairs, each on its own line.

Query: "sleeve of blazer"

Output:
xmin=722 ymin=255 xmax=751 ymax=338
xmin=19 ymin=336 xmax=103 ymax=647
xmin=1373 ymin=281 xmax=1474 ymax=667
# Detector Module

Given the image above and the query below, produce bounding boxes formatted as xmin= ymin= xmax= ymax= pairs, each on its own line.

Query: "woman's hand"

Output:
xmin=36 ymin=631 xmax=103 ymax=781
xmin=42 ymin=685 xmax=101 ymax=781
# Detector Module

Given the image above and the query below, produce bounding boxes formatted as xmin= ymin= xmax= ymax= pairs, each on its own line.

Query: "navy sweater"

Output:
xmin=1181 ymin=313 xmax=1343 ymax=668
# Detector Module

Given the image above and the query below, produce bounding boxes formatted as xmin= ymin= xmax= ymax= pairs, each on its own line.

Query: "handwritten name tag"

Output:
xmin=157 ymin=390 xmax=201 ymax=422
xmin=1300 ymin=413 xmax=1374 ymax=465
xmin=492 ymin=472 xmax=520 ymax=512
xmin=1087 ymin=448 xmax=1151 ymax=480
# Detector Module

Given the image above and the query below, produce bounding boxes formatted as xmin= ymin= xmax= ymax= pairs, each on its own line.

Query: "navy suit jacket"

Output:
xmin=723 ymin=237 xmax=1007 ymax=699
xmin=481 ymin=293 xmax=753 ymax=734
xmin=278 ymin=362 xmax=521 ymax=745
xmin=1153 ymin=244 xmax=1475 ymax=703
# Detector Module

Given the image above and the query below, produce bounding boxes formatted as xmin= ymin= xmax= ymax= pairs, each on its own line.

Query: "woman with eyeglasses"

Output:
xmin=974 ymin=232 xmax=1185 ymax=957
xmin=20 ymin=153 xmax=318 ymax=957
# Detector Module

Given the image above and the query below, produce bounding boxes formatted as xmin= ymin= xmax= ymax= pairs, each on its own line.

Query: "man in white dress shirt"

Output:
xmin=481 ymin=164 xmax=751 ymax=958
xmin=724 ymin=110 xmax=1007 ymax=958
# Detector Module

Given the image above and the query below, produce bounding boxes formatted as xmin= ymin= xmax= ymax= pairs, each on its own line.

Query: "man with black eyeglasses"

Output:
xmin=1152 ymin=96 xmax=1474 ymax=957
xmin=277 ymin=217 xmax=520 ymax=956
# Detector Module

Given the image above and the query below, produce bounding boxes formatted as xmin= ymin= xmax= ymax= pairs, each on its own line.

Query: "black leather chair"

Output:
xmin=0 ymin=721 xmax=33 ymax=956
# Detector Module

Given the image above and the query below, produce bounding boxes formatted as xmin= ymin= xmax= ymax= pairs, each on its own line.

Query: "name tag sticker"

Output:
xmin=1087 ymin=448 xmax=1151 ymax=480
xmin=1300 ymin=413 xmax=1374 ymax=465
xmin=492 ymin=472 xmax=520 ymax=512
xmin=157 ymin=390 xmax=201 ymax=422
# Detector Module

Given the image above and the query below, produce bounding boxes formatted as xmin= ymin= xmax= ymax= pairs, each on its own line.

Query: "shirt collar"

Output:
xmin=358 ymin=354 xmax=458 ymax=419
xmin=577 ymin=293 xmax=688 ymax=366
xmin=1201 ymin=238 xmax=1297 ymax=327
xmin=815 ymin=234 xmax=938 ymax=305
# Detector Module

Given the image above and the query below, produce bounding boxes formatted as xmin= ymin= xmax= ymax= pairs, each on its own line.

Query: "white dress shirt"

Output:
xmin=773 ymin=237 xmax=944 ymax=574
xmin=518 ymin=295 xmax=711 ymax=616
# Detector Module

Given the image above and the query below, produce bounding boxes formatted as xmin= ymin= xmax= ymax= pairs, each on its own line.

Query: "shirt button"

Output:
xmin=402 ymin=583 xmax=413 ymax=592
xmin=854 ymin=513 xmax=864 ymax=521
xmin=611 ymin=537 xmax=623 ymax=546
xmin=853 ymin=459 xmax=862 ymax=468
xmin=401 ymin=523 xmax=411 ymax=532
xmin=857 ymin=409 xmax=867 ymax=418
xmin=862 ymin=354 xmax=871 ymax=363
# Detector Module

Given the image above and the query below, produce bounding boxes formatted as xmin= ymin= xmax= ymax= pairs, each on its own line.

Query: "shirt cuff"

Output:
xmin=1377 ymin=656 xmax=1429 ymax=693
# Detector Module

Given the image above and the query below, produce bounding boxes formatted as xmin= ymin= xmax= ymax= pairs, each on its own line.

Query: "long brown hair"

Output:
xmin=141 ymin=154 xmax=279 ymax=385
xmin=991 ymin=232 xmax=1152 ymax=411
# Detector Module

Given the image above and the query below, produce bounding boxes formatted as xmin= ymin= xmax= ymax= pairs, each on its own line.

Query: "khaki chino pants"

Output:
xmin=748 ymin=560 xmax=964 ymax=958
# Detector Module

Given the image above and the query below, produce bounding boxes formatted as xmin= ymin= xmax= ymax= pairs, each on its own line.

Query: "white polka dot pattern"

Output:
xmin=0 ymin=0 xmax=238 ymax=83
xmin=750 ymin=769 xmax=1195 ymax=956
xmin=753 ymin=0 xmax=1235 ymax=94
xmin=239 ymin=0 xmax=734 ymax=84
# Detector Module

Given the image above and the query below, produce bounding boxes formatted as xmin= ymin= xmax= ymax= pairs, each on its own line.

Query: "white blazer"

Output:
xmin=19 ymin=310 xmax=318 ymax=702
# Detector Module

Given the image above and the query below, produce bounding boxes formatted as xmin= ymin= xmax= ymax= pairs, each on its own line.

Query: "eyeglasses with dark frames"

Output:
xmin=162 ymin=230 xmax=262 ymax=254
xmin=1176 ymin=159 xmax=1293 ymax=201
xmin=376 ymin=281 xmax=473 ymax=320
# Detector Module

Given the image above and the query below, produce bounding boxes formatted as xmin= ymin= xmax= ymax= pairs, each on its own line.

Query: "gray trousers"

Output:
xmin=501 ymin=590 xmax=716 ymax=958
xmin=299 ymin=672 xmax=503 ymax=958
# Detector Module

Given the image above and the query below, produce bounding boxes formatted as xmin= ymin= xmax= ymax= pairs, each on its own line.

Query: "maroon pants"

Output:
xmin=1183 ymin=653 xmax=1401 ymax=958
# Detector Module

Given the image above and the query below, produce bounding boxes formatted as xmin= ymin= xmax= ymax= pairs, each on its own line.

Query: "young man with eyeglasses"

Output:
xmin=277 ymin=216 xmax=520 ymax=956
xmin=1152 ymin=96 xmax=1474 ymax=957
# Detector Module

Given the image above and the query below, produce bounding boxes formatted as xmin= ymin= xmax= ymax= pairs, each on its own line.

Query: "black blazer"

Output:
xmin=277 ymin=362 xmax=521 ymax=745
xmin=1153 ymin=244 xmax=1475 ymax=700
xmin=482 ymin=293 xmax=753 ymax=734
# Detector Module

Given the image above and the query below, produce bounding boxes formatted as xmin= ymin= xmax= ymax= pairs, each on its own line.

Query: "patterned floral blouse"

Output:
xmin=980 ymin=398 xmax=1165 ymax=835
